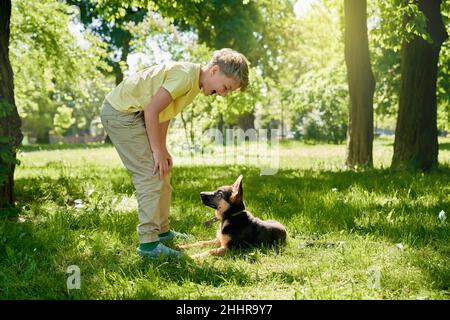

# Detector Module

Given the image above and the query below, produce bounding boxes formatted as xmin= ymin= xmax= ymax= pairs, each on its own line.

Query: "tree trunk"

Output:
xmin=36 ymin=129 xmax=50 ymax=144
xmin=218 ymin=112 xmax=225 ymax=145
xmin=392 ymin=0 xmax=447 ymax=171
xmin=112 ymin=32 xmax=131 ymax=86
xmin=343 ymin=0 xmax=375 ymax=168
xmin=111 ymin=61 xmax=123 ymax=86
xmin=105 ymin=33 xmax=131 ymax=144
xmin=218 ymin=112 xmax=224 ymax=134
xmin=180 ymin=110 xmax=192 ymax=154
xmin=0 ymin=0 xmax=23 ymax=208
xmin=237 ymin=112 xmax=255 ymax=131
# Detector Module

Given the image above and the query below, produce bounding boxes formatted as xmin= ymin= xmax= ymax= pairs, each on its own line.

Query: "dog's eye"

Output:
xmin=216 ymin=191 xmax=224 ymax=198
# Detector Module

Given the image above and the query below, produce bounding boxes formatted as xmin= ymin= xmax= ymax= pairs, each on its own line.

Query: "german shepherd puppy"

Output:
xmin=178 ymin=175 xmax=287 ymax=259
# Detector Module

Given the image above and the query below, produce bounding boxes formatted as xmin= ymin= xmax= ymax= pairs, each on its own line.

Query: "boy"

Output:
xmin=100 ymin=48 xmax=249 ymax=259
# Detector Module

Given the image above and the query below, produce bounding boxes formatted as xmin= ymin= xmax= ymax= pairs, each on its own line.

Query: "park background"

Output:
xmin=0 ymin=0 xmax=449 ymax=299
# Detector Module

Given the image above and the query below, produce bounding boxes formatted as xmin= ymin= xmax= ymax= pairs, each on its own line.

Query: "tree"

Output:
xmin=65 ymin=0 xmax=148 ymax=85
xmin=343 ymin=0 xmax=375 ymax=168
xmin=10 ymin=0 xmax=110 ymax=143
xmin=188 ymin=0 xmax=262 ymax=66
xmin=176 ymin=0 xmax=262 ymax=131
xmin=67 ymin=0 xmax=206 ymax=85
xmin=367 ymin=0 xmax=449 ymax=133
xmin=288 ymin=1 xmax=348 ymax=143
xmin=0 ymin=0 xmax=23 ymax=209
xmin=392 ymin=0 xmax=448 ymax=171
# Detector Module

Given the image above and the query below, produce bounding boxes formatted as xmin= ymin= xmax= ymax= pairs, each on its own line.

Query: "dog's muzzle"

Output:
xmin=200 ymin=192 xmax=217 ymax=209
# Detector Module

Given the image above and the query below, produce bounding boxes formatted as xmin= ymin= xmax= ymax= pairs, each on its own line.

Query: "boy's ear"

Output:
xmin=231 ymin=175 xmax=243 ymax=200
xmin=210 ymin=64 xmax=220 ymax=75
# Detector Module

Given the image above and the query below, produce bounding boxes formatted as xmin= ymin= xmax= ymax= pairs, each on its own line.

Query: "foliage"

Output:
xmin=369 ymin=0 xmax=450 ymax=129
xmin=255 ymin=0 xmax=299 ymax=80
xmin=186 ymin=0 xmax=262 ymax=62
xmin=215 ymin=68 xmax=266 ymax=127
xmin=7 ymin=0 xmax=450 ymax=144
xmin=65 ymin=0 xmax=147 ymax=83
xmin=290 ymin=64 xmax=348 ymax=143
xmin=437 ymin=2 xmax=450 ymax=131
xmin=53 ymin=105 xmax=75 ymax=136
xmin=123 ymin=15 xmax=269 ymax=146
xmin=286 ymin=1 xmax=348 ymax=143
xmin=10 ymin=0 xmax=111 ymax=142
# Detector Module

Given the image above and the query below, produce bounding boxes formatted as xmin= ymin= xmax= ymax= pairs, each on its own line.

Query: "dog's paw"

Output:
xmin=190 ymin=252 xmax=209 ymax=260
xmin=176 ymin=244 xmax=188 ymax=251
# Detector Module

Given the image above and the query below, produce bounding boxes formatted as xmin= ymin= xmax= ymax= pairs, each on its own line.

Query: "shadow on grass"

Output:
xmin=439 ymin=142 xmax=450 ymax=151
xmin=0 ymin=216 xmax=77 ymax=299
xmin=172 ymin=165 xmax=449 ymax=234
xmin=9 ymin=163 xmax=450 ymax=295
xmin=14 ymin=163 xmax=450 ymax=247
xmin=408 ymin=247 xmax=450 ymax=292
xmin=130 ymin=244 xmax=288 ymax=298
xmin=20 ymin=142 xmax=111 ymax=152
xmin=171 ymin=165 xmax=450 ymax=291
xmin=138 ymin=257 xmax=252 ymax=285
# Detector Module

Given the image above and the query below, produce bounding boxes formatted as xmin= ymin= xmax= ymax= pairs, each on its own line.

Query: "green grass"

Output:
xmin=1 ymin=136 xmax=449 ymax=299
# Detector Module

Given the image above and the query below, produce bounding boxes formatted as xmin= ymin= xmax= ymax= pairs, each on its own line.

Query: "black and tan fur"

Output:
xmin=178 ymin=175 xmax=287 ymax=259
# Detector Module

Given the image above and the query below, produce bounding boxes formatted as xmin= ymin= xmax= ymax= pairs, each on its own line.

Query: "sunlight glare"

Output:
xmin=294 ymin=0 xmax=317 ymax=18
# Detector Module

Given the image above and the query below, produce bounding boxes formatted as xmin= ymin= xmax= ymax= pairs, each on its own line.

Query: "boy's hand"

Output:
xmin=152 ymin=149 xmax=173 ymax=180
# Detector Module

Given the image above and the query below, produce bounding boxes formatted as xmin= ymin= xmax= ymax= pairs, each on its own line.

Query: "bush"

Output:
xmin=293 ymin=109 xmax=347 ymax=144
xmin=290 ymin=64 xmax=349 ymax=144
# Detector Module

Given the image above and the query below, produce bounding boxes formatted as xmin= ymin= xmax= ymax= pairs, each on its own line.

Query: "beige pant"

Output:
xmin=100 ymin=99 xmax=171 ymax=243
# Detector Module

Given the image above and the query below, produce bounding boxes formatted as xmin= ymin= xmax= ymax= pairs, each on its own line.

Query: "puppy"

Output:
xmin=179 ymin=175 xmax=286 ymax=259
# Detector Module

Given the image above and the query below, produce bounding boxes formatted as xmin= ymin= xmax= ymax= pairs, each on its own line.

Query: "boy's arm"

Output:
xmin=160 ymin=119 xmax=170 ymax=151
xmin=143 ymin=87 xmax=173 ymax=179
xmin=160 ymin=119 xmax=173 ymax=169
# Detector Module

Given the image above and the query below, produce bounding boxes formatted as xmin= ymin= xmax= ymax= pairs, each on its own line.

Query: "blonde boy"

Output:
xmin=100 ymin=48 xmax=249 ymax=259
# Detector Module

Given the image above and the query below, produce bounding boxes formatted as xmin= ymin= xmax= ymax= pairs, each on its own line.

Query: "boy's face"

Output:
xmin=202 ymin=65 xmax=241 ymax=97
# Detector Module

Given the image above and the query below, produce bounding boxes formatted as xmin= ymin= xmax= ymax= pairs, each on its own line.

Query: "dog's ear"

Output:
xmin=231 ymin=175 xmax=243 ymax=202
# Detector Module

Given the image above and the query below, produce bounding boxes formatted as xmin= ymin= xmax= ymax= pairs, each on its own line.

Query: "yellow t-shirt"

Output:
xmin=105 ymin=62 xmax=201 ymax=123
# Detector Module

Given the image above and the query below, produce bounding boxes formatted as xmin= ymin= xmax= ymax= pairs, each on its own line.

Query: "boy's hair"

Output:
xmin=207 ymin=48 xmax=250 ymax=91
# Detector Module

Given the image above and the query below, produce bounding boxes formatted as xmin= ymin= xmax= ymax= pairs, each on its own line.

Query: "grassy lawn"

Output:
xmin=1 ymin=137 xmax=449 ymax=299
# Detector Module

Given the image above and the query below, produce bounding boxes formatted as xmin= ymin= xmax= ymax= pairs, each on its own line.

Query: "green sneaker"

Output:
xmin=159 ymin=230 xmax=194 ymax=242
xmin=136 ymin=242 xmax=183 ymax=260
